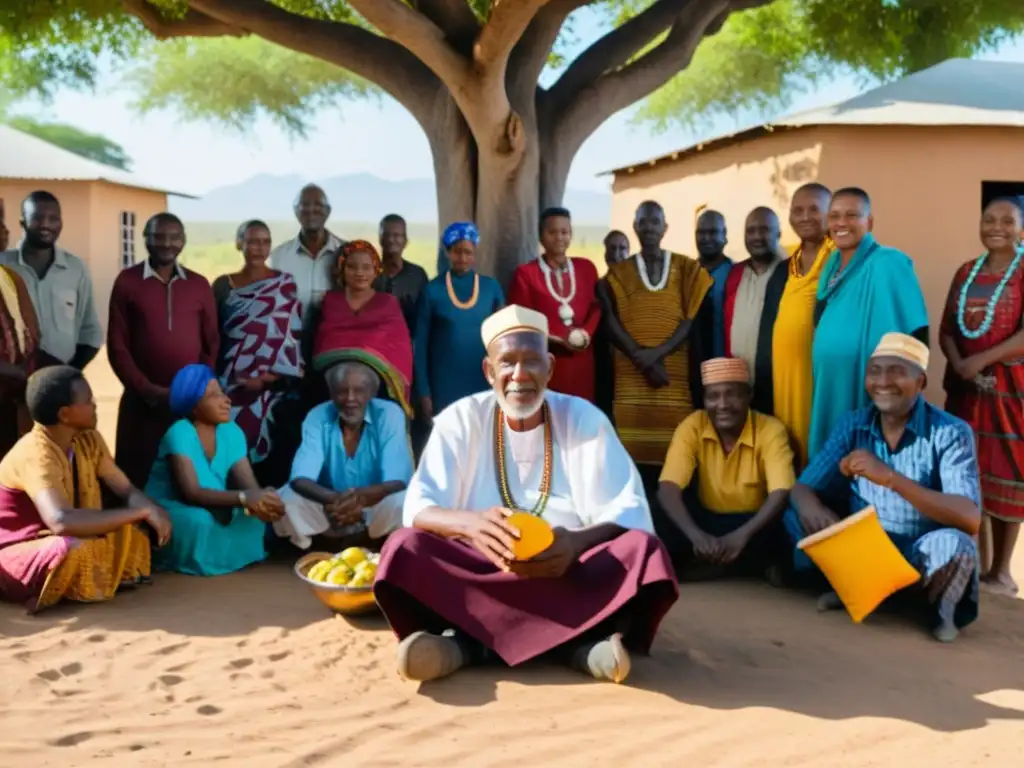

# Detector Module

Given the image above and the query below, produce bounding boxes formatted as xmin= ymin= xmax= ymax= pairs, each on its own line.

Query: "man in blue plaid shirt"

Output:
xmin=786 ymin=333 xmax=982 ymax=642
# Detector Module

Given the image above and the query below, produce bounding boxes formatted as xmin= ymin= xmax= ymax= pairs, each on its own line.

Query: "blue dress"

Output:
xmin=145 ymin=420 xmax=267 ymax=576
xmin=413 ymin=271 xmax=504 ymax=413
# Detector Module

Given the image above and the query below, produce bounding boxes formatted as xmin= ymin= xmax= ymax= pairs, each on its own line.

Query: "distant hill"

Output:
xmin=170 ymin=173 xmax=611 ymax=225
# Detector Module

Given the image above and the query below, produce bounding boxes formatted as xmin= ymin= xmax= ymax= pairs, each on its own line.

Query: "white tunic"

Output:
xmin=403 ymin=391 xmax=653 ymax=533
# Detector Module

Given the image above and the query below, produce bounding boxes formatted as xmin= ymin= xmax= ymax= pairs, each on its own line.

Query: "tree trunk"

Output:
xmin=431 ymin=103 xmax=564 ymax=289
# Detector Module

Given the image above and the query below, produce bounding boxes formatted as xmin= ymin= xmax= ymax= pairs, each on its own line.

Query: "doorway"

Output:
xmin=982 ymin=180 xmax=1024 ymax=209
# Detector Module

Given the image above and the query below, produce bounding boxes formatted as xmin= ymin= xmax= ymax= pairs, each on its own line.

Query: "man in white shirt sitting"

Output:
xmin=374 ymin=305 xmax=679 ymax=685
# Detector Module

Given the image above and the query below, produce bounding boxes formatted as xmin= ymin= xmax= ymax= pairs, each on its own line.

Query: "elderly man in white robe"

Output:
xmin=373 ymin=305 xmax=679 ymax=684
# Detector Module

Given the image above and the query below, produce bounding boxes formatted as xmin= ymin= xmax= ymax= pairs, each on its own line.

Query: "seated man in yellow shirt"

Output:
xmin=656 ymin=357 xmax=795 ymax=578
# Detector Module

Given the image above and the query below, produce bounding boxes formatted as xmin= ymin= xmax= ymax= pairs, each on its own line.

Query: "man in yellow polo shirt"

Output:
xmin=656 ymin=357 xmax=795 ymax=578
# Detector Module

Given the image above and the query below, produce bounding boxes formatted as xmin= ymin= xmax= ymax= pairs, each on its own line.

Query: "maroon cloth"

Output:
xmin=0 ymin=484 xmax=71 ymax=606
xmin=107 ymin=263 xmax=219 ymax=487
xmin=507 ymin=258 xmax=602 ymax=402
xmin=374 ymin=528 xmax=679 ymax=666
xmin=312 ymin=291 xmax=413 ymax=393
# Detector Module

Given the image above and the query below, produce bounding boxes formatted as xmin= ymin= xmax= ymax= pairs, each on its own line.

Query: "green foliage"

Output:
xmin=4 ymin=116 xmax=133 ymax=169
xmin=125 ymin=37 xmax=375 ymax=137
xmin=637 ymin=0 xmax=1024 ymax=131
xmin=2 ymin=0 xmax=1023 ymax=137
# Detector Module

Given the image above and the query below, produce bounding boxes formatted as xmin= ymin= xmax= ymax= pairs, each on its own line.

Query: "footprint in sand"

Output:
xmin=268 ymin=651 xmax=291 ymax=662
xmin=37 ymin=662 xmax=83 ymax=683
xmin=228 ymin=658 xmax=253 ymax=670
xmin=153 ymin=641 xmax=191 ymax=656
xmin=158 ymin=674 xmax=184 ymax=687
xmin=50 ymin=732 xmax=94 ymax=747
xmin=87 ymin=634 xmax=106 ymax=644
xmin=196 ymin=705 xmax=222 ymax=716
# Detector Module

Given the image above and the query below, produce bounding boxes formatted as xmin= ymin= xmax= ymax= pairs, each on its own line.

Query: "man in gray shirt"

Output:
xmin=0 ymin=191 xmax=103 ymax=370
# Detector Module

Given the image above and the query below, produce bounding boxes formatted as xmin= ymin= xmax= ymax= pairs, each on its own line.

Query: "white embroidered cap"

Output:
xmin=481 ymin=304 xmax=549 ymax=348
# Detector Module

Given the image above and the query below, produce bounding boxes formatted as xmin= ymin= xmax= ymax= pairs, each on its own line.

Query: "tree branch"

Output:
xmin=177 ymin=0 xmax=442 ymax=126
xmin=413 ymin=0 xmax=480 ymax=53
xmin=558 ymin=0 xmax=773 ymax=142
xmin=510 ymin=0 xmax=590 ymax=107
xmin=475 ymin=0 xmax=555 ymax=69
xmin=122 ymin=0 xmax=244 ymax=39
xmin=346 ymin=0 xmax=470 ymax=91
xmin=547 ymin=0 xmax=688 ymax=110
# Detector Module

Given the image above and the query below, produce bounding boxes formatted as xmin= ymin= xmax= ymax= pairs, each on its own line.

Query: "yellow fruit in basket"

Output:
xmin=354 ymin=560 xmax=377 ymax=581
xmin=327 ymin=564 xmax=354 ymax=585
xmin=339 ymin=547 xmax=367 ymax=568
xmin=307 ymin=561 xmax=332 ymax=582
xmin=348 ymin=572 xmax=372 ymax=588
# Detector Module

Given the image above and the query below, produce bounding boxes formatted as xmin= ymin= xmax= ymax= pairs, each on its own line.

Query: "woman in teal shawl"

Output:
xmin=807 ymin=188 xmax=929 ymax=458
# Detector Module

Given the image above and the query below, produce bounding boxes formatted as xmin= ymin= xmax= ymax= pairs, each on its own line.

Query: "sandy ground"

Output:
xmin=0 ymin=355 xmax=1022 ymax=766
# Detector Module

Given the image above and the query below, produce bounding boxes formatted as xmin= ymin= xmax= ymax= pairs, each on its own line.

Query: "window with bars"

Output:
xmin=119 ymin=211 xmax=136 ymax=268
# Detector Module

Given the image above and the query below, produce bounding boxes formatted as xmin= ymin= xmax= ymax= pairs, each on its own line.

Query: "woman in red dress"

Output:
xmin=507 ymin=208 xmax=601 ymax=402
xmin=313 ymin=241 xmax=414 ymax=418
xmin=940 ymin=196 xmax=1024 ymax=596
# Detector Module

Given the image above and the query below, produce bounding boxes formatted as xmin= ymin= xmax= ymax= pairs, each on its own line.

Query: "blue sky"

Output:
xmin=18 ymin=10 xmax=1024 ymax=197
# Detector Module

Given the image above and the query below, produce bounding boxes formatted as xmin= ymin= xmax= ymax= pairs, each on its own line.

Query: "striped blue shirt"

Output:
xmin=799 ymin=396 xmax=980 ymax=538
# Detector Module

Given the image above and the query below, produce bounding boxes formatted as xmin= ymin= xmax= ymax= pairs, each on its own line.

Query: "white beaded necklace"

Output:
xmin=539 ymin=255 xmax=577 ymax=326
xmin=635 ymin=250 xmax=670 ymax=292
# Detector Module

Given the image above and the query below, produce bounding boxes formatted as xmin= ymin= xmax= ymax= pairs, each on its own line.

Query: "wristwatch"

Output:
xmin=238 ymin=491 xmax=248 ymax=507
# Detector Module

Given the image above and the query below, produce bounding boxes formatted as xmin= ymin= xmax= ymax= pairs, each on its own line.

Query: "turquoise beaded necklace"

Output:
xmin=956 ymin=245 xmax=1024 ymax=340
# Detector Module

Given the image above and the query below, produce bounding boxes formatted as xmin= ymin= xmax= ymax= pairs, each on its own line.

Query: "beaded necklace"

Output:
xmin=636 ymin=250 xmax=670 ymax=292
xmin=790 ymin=237 xmax=835 ymax=279
xmin=446 ymin=271 xmax=480 ymax=310
xmin=956 ymin=245 xmax=1024 ymax=340
xmin=494 ymin=402 xmax=553 ymax=517
xmin=539 ymin=255 xmax=577 ymax=326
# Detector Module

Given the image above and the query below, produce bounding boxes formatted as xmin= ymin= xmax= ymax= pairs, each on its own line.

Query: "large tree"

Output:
xmin=2 ymin=1 xmax=1021 ymax=282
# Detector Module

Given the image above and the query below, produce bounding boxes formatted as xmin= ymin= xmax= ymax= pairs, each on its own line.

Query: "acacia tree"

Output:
xmin=2 ymin=0 xmax=1022 ymax=282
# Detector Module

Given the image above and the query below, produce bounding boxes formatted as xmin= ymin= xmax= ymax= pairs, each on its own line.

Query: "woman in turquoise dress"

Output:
xmin=145 ymin=364 xmax=285 ymax=576
xmin=413 ymin=222 xmax=504 ymax=422
xmin=807 ymin=188 xmax=929 ymax=458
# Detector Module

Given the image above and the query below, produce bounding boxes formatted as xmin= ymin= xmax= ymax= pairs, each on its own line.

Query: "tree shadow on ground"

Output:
xmin=418 ymin=580 xmax=1024 ymax=733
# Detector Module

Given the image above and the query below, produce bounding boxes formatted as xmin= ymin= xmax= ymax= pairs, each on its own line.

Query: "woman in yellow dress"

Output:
xmin=772 ymin=183 xmax=834 ymax=467
xmin=0 ymin=366 xmax=171 ymax=612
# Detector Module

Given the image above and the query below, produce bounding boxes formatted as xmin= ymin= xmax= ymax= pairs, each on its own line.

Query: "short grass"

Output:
xmin=178 ymin=221 xmax=610 ymax=281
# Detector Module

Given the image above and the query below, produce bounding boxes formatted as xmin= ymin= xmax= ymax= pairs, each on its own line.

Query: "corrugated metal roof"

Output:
xmin=605 ymin=58 xmax=1024 ymax=175
xmin=0 ymin=124 xmax=197 ymax=198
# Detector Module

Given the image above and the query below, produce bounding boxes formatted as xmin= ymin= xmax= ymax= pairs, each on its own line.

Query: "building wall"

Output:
xmin=610 ymin=124 xmax=1024 ymax=403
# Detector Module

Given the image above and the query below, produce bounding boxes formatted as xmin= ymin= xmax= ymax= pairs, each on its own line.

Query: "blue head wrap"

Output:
xmin=169 ymin=364 xmax=216 ymax=418
xmin=442 ymin=221 xmax=480 ymax=250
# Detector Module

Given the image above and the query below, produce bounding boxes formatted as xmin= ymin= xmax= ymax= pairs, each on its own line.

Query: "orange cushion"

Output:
xmin=507 ymin=512 xmax=555 ymax=561
xmin=797 ymin=506 xmax=921 ymax=623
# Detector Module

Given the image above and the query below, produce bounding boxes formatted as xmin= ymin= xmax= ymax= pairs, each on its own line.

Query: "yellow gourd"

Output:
xmin=507 ymin=512 xmax=555 ymax=561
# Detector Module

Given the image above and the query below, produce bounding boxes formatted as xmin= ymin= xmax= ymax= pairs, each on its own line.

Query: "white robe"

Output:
xmin=403 ymin=391 xmax=653 ymax=533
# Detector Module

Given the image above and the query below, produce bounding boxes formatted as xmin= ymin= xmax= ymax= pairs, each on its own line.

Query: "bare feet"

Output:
xmin=980 ymin=571 xmax=1019 ymax=597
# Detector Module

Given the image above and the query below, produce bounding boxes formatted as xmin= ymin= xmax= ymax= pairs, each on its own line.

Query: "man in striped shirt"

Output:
xmin=786 ymin=333 xmax=982 ymax=643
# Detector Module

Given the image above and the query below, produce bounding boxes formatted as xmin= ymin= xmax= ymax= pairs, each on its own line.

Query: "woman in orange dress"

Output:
xmin=0 ymin=366 xmax=170 ymax=612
